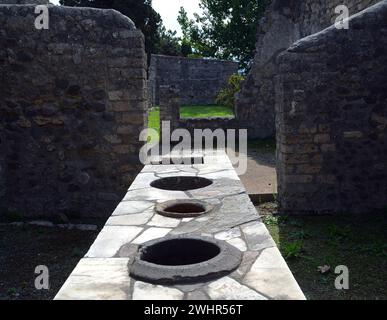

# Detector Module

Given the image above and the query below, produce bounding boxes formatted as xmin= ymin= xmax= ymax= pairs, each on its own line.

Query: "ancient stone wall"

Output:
xmin=0 ymin=5 xmax=147 ymax=219
xmin=236 ymin=0 xmax=381 ymax=139
xmin=276 ymin=1 xmax=387 ymax=214
xmin=149 ymin=54 xmax=238 ymax=107
xmin=158 ymin=85 xmax=238 ymax=144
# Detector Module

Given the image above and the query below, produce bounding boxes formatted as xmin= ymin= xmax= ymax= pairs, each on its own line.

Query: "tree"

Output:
xmin=216 ymin=74 xmax=245 ymax=108
xmin=177 ymin=0 xmax=269 ymax=70
xmin=155 ymin=26 xmax=181 ymax=57
xmin=59 ymin=0 xmax=163 ymax=59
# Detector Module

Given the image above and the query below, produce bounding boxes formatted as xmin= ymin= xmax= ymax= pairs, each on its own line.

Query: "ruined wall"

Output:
xmin=236 ymin=0 xmax=381 ymax=139
xmin=158 ymin=85 xmax=238 ymax=143
xmin=0 ymin=5 xmax=147 ymax=219
xmin=149 ymin=54 xmax=238 ymax=106
xmin=276 ymin=1 xmax=387 ymax=214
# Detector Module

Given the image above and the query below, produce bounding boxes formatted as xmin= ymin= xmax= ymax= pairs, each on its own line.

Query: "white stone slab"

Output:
xmin=206 ymin=277 xmax=267 ymax=300
xmin=124 ymin=188 xmax=189 ymax=201
xmin=133 ymin=281 xmax=184 ymax=300
xmin=107 ymin=211 xmax=153 ymax=226
xmin=112 ymin=201 xmax=154 ymax=216
xmin=201 ymin=169 xmax=239 ymax=180
xmin=148 ymin=214 xmax=181 ymax=228
xmin=55 ymin=258 xmax=130 ymax=300
xmin=243 ymin=247 xmax=306 ymax=300
xmin=86 ymin=226 xmax=142 ymax=258
xmin=227 ymin=237 xmax=247 ymax=252
xmin=215 ymin=227 xmax=241 ymax=240
xmin=128 ymin=173 xmax=158 ymax=190
xmin=241 ymin=221 xmax=276 ymax=251
xmin=132 ymin=227 xmax=172 ymax=244
xmin=250 ymin=247 xmax=288 ymax=269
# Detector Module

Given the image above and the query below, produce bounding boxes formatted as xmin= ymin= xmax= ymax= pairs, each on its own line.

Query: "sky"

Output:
xmin=50 ymin=0 xmax=201 ymax=36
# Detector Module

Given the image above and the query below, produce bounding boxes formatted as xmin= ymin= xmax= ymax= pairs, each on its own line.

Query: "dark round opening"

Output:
xmin=140 ymin=238 xmax=220 ymax=266
xmin=165 ymin=203 xmax=205 ymax=214
xmin=130 ymin=236 xmax=243 ymax=285
xmin=150 ymin=176 xmax=213 ymax=191
xmin=155 ymin=200 xmax=214 ymax=218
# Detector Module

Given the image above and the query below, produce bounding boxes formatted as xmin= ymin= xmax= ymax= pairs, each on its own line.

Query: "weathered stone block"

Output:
xmin=0 ymin=5 xmax=147 ymax=219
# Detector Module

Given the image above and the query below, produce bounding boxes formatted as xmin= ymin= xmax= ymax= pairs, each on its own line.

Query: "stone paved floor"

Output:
xmin=55 ymin=151 xmax=304 ymax=300
xmin=237 ymin=149 xmax=277 ymax=198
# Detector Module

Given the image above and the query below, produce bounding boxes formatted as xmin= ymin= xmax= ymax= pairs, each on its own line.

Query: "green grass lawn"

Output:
xmin=147 ymin=105 xmax=234 ymax=142
xmin=258 ymin=202 xmax=387 ymax=300
xmin=148 ymin=107 xmax=160 ymax=138
xmin=147 ymin=105 xmax=234 ymax=135
xmin=180 ymin=105 xmax=234 ymax=119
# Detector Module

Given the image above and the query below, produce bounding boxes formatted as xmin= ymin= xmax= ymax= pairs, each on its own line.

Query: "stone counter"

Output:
xmin=55 ymin=151 xmax=305 ymax=300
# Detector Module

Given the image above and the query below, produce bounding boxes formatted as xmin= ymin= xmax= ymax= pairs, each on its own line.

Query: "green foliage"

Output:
xmin=216 ymin=74 xmax=244 ymax=108
xmin=261 ymin=204 xmax=387 ymax=300
xmin=290 ymin=230 xmax=309 ymax=240
xmin=328 ymin=224 xmax=352 ymax=239
xmin=282 ymin=240 xmax=304 ymax=259
xmin=177 ymin=0 xmax=270 ymax=70
xmin=262 ymin=215 xmax=279 ymax=226
xmin=60 ymin=0 xmax=187 ymax=58
xmin=358 ymin=239 xmax=387 ymax=257
xmin=155 ymin=26 xmax=181 ymax=56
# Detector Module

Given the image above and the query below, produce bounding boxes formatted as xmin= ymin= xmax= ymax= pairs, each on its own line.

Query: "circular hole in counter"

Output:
xmin=150 ymin=176 xmax=213 ymax=191
xmin=155 ymin=200 xmax=214 ymax=218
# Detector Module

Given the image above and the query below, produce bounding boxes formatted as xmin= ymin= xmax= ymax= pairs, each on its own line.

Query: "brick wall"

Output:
xmin=0 ymin=5 xmax=147 ymax=219
xmin=235 ymin=0 xmax=381 ymax=139
xmin=149 ymin=54 xmax=238 ymax=107
xmin=275 ymin=1 xmax=387 ymax=214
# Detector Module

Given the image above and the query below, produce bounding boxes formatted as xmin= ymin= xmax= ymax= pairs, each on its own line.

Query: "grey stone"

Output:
xmin=186 ymin=291 xmax=209 ymax=300
xmin=55 ymin=258 xmax=131 ymax=300
xmin=29 ymin=221 xmax=54 ymax=227
xmin=86 ymin=226 xmax=143 ymax=258
xmin=206 ymin=277 xmax=267 ymax=300
xmin=149 ymin=54 xmax=238 ymax=106
xmin=112 ymin=201 xmax=154 ymax=216
xmin=147 ymin=214 xmax=181 ymax=228
xmin=275 ymin=0 xmax=387 ymax=215
xmin=215 ymin=227 xmax=241 ymax=240
xmin=243 ymin=247 xmax=305 ymax=300
xmin=131 ymin=227 xmax=172 ymax=244
xmin=107 ymin=211 xmax=154 ymax=226
xmin=0 ymin=5 xmax=146 ymax=220
xmin=130 ymin=235 xmax=243 ymax=286
xmin=132 ymin=281 xmax=184 ymax=300
xmin=226 ymin=237 xmax=247 ymax=252
xmin=241 ymin=221 xmax=276 ymax=251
